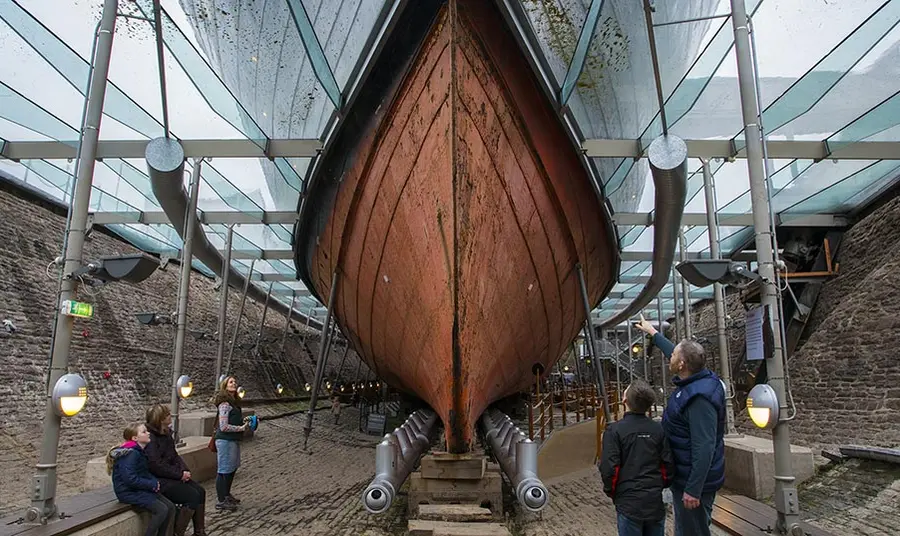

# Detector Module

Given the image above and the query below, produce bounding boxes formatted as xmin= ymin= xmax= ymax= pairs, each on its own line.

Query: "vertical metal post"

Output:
xmin=302 ymin=271 xmax=340 ymax=450
xmin=730 ymin=1 xmax=800 ymax=532
xmin=214 ymin=225 xmax=233 ymax=384
xmin=557 ymin=360 xmax=567 ymax=427
xmin=27 ymin=0 xmax=118 ymax=523
xmin=300 ymin=306 xmax=314 ymax=344
xmin=656 ymin=296 xmax=668 ymax=405
xmin=279 ymin=292 xmax=295 ymax=355
xmin=627 ymin=321 xmax=634 ymax=382
xmin=252 ymin=282 xmax=274 ymax=355
xmin=670 ymin=268 xmax=681 ymax=340
xmin=575 ymin=264 xmax=611 ymax=424
xmin=225 ymin=259 xmax=255 ymax=376
xmin=335 ymin=344 xmax=351 ymax=385
xmin=571 ymin=341 xmax=584 ymax=387
xmin=678 ymin=229 xmax=692 ymax=339
xmin=170 ymin=159 xmax=202 ymax=443
xmin=702 ymin=158 xmax=739 ymax=436
xmin=613 ymin=328 xmax=621 ymax=401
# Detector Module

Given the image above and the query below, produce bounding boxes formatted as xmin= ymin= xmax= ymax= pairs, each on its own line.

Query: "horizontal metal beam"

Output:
xmin=229 ymin=250 xmax=293 ymax=260
xmin=90 ymin=211 xmax=297 ymax=225
xmin=582 ymin=139 xmax=900 ymax=160
xmin=606 ymin=289 xmax=713 ymax=300
xmin=612 ymin=212 xmax=848 ymax=227
xmin=5 ymin=139 xmax=896 ymax=161
xmin=93 ymin=210 xmax=847 ymax=228
xmin=1 ymin=139 xmax=323 ymax=160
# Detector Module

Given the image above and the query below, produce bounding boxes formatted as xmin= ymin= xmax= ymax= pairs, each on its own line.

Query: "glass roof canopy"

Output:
xmin=1 ymin=0 xmax=899 ymax=325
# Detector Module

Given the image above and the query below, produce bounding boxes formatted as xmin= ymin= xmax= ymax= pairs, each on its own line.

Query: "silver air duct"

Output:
xmin=600 ymin=135 xmax=688 ymax=329
xmin=363 ymin=408 xmax=438 ymax=514
xmin=145 ymin=137 xmax=322 ymax=329
xmin=480 ymin=408 xmax=549 ymax=512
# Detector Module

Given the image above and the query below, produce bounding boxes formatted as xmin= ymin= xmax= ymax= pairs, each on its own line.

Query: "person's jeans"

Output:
xmin=671 ymin=488 xmax=716 ymax=536
xmin=143 ymin=495 xmax=175 ymax=536
xmin=616 ymin=513 xmax=665 ymax=536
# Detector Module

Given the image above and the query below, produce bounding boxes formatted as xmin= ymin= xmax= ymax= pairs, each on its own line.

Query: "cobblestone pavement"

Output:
xmin=197 ymin=410 xmax=710 ymax=536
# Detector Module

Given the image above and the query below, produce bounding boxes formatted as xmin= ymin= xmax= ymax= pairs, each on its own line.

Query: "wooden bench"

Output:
xmin=0 ymin=488 xmax=135 ymax=536
xmin=713 ymin=493 xmax=836 ymax=536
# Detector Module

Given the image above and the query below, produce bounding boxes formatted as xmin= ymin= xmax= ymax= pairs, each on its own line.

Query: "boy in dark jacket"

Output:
xmin=600 ymin=380 xmax=675 ymax=536
xmin=107 ymin=423 xmax=175 ymax=536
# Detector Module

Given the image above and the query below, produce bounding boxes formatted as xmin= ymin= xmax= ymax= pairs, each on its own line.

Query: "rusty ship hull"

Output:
xmin=294 ymin=0 xmax=617 ymax=452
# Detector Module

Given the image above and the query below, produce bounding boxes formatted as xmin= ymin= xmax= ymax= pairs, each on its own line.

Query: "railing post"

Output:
xmin=548 ymin=389 xmax=555 ymax=433
xmin=528 ymin=393 xmax=534 ymax=440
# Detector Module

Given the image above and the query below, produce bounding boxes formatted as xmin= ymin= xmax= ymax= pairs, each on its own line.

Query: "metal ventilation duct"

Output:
xmin=145 ymin=137 xmax=322 ymax=330
xmin=599 ymin=135 xmax=688 ymax=329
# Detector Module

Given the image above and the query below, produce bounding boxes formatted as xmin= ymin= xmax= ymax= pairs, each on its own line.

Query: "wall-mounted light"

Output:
xmin=325 ymin=381 xmax=333 ymax=391
xmin=176 ymin=375 xmax=193 ymax=399
xmin=563 ymin=365 xmax=570 ymax=372
xmin=631 ymin=342 xmax=643 ymax=355
xmin=276 ymin=383 xmax=284 ymax=395
xmin=219 ymin=374 xmax=227 ymax=385
xmin=237 ymin=386 xmax=246 ymax=399
xmin=52 ymin=374 xmax=87 ymax=417
xmin=305 ymin=383 xmax=311 ymax=392
xmin=746 ymin=384 xmax=779 ymax=429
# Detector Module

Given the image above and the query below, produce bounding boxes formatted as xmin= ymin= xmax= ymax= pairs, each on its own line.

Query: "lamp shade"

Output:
xmin=746 ymin=383 xmax=779 ymax=429
xmin=176 ymin=375 xmax=193 ymax=399
xmin=237 ymin=386 xmax=246 ymax=399
xmin=276 ymin=383 xmax=284 ymax=395
xmin=53 ymin=373 xmax=87 ymax=417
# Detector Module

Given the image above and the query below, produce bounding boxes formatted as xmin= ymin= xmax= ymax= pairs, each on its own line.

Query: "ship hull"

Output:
xmin=296 ymin=0 xmax=616 ymax=452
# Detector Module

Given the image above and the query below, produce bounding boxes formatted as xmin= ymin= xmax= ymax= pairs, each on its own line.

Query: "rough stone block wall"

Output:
xmin=688 ymin=196 xmax=900 ymax=452
xmin=0 ymin=186 xmax=366 ymax=515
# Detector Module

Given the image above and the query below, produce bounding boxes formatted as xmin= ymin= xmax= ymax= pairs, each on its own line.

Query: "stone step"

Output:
xmin=408 ymin=520 xmax=512 ymax=536
xmin=417 ymin=504 xmax=494 ymax=522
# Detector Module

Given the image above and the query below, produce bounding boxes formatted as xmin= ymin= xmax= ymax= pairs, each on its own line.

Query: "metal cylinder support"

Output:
xmin=363 ymin=408 xmax=438 ymax=514
xmin=480 ymin=408 xmax=549 ymax=513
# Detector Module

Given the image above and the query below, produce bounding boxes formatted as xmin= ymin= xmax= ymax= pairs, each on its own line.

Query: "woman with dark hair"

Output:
xmin=106 ymin=423 xmax=175 ymax=536
xmin=144 ymin=404 xmax=207 ymax=536
xmin=212 ymin=376 xmax=248 ymax=512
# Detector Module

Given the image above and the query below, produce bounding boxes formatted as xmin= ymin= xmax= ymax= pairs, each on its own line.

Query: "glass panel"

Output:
xmin=131 ymin=0 xmax=267 ymax=144
xmin=782 ymin=160 xmax=900 ymax=214
xmin=755 ymin=1 xmax=900 ymax=137
xmin=0 ymin=81 xmax=77 ymax=143
xmin=827 ymin=90 xmax=900 ymax=151
xmin=196 ymin=160 xmax=264 ymax=216
xmin=0 ymin=0 xmax=163 ymax=138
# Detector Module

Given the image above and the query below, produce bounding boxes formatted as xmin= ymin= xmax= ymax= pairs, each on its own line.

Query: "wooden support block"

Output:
xmin=408 ymin=472 xmax=503 ymax=519
xmin=408 ymin=520 xmax=511 ymax=536
xmin=418 ymin=504 xmax=494 ymax=522
xmin=421 ymin=453 xmax=487 ymax=480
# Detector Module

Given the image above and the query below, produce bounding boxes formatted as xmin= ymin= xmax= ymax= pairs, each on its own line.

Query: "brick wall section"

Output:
xmin=688 ymin=196 xmax=900 ymax=452
xmin=0 ymin=187 xmax=366 ymax=515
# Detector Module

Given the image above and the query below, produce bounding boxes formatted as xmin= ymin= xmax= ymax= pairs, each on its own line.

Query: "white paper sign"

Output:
xmin=746 ymin=306 xmax=766 ymax=361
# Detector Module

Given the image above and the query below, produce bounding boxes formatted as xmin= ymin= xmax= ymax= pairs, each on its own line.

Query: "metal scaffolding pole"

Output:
xmin=702 ymin=159 xmax=739 ymax=436
xmin=731 ymin=1 xmax=800 ymax=532
xmin=576 ymin=264 xmax=611 ymax=424
xmin=27 ymin=0 xmax=118 ymax=523
xmin=670 ymin=267 xmax=681 ymax=341
xmin=170 ymin=159 xmax=203 ymax=443
xmin=656 ymin=296 xmax=667 ymax=405
xmin=678 ymin=229 xmax=692 ymax=339
xmin=613 ymin=329 xmax=621 ymax=397
xmin=214 ymin=225 xmax=233 ymax=385
xmin=279 ymin=291 xmax=295 ymax=355
xmin=252 ymin=282 xmax=274 ymax=355
xmin=225 ymin=259 xmax=255 ymax=376
xmin=627 ymin=321 xmax=634 ymax=382
xmin=302 ymin=271 xmax=339 ymax=450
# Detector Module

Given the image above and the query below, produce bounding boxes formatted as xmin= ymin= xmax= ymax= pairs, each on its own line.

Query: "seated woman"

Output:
xmin=213 ymin=375 xmax=248 ymax=511
xmin=106 ymin=423 xmax=175 ymax=536
xmin=144 ymin=404 xmax=207 ymax=536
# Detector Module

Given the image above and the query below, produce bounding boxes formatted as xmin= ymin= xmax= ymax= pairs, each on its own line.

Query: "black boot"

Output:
xmin=173 ymin=506 xmax=194 ymax=536
xmin=192 ymin=502 xmax=207 ymax=536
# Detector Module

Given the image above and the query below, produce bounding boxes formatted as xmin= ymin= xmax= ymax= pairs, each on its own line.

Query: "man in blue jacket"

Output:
xmin=635 ymin=315 xmax=726 ymax=536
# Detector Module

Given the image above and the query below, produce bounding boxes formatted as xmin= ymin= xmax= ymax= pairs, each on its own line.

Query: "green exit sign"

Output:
xmin=61 ymin=300 xmax=94 ymax=319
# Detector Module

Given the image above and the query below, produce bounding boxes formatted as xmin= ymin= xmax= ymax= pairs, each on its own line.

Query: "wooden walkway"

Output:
xmin=713 ymin=493 xmax=836 ymax=536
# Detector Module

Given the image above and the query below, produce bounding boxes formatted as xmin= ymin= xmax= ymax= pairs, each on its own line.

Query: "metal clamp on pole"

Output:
xmin=363 ymin=408 xmax=438 ymax=514
xmin=480 ymin=408 xmax=549 ymax=513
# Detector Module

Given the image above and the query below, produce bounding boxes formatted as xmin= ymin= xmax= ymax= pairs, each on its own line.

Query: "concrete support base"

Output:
xmin=84 ymin=436 xmax=217 ymax=491
xmin=178 ymin=411 xmax=216 ymax=437
xmin=723 ymin=434 xmax=815 ymax=500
